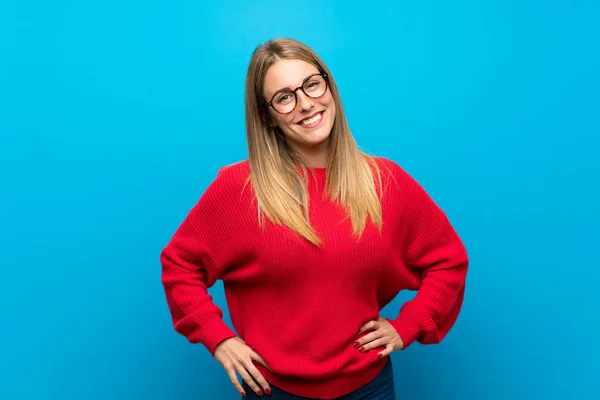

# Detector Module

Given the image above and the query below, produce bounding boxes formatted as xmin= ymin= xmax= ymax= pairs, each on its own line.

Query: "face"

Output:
xmin=262 ymin=59 xmax=336 ymax=161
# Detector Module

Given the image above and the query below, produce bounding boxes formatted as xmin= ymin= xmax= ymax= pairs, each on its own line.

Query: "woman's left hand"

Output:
xmin=355 ymin=317 xmax=404 ymax=358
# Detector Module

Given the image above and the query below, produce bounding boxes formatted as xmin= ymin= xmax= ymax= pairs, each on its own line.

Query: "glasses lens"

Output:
xmin=272 ymin=91 xmax=296 ymax=114
xmin=303 ymin=75 xmax=326 ymax=98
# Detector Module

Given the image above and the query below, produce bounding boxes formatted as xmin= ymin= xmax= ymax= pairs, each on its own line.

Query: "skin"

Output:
xmin=214 ymin=337 xmax=272 ymax=397
xmin=214 ymin=59 xmax=405 ymax=397
xmin=263 ymin=58 xmax=336 ymax=168
xmin=356 ymin=317 xmax=405 ymax=357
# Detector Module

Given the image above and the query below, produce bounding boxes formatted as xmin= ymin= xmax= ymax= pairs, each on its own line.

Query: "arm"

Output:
xmin=386 ymin=165 xmax=469 ymax=349
xmin=160 ymin=169 xmax=240 ymax=355
xmin=160 ymin=166 xmax=274 ymax=397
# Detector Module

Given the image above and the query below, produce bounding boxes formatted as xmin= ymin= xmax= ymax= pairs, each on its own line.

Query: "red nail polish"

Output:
xmin=241 ymin=391 xmax=246 ymax=397
xmin=266 ymin=388 xmax=272 ymax=395
xmin=378 ymin=354 xmax=383 ymax=358
xmin=353 ymin=341 xmax=359 ymax=347
xmin=258 ymin=390 xmax=264 ymax=396
xmin=359 ymin=346 xmax=365 ymax=351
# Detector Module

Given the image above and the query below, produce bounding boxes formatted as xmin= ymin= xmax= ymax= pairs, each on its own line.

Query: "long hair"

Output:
xmin=244 ymin=38 xmax=384 ymax=246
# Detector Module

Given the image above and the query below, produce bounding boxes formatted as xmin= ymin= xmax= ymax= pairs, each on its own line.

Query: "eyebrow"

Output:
xmin=270 ymin=72 xmax=320 ymax=98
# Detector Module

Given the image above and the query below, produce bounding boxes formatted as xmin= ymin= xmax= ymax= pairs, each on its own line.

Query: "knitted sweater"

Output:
xmin=160 ymin=157 xmax=469 ymax=399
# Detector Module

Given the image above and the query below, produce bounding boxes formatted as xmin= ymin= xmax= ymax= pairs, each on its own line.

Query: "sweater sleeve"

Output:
xmin=160 ymin=167 xmax=240 ymax=356
xmin=386 ymin=163 xmax=469 ymax=349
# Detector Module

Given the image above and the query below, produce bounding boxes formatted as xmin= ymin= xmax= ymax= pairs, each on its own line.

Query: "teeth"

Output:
xmin=301 ymin=112 xmax=322 ymax=126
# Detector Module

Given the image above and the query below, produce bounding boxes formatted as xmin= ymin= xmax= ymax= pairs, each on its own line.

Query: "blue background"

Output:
xmin=1 ymin=1 xmax=598 ymax=399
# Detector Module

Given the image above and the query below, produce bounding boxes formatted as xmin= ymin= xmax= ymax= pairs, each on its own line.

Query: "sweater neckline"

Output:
xmin=304 ymin=166 xmax=327 ymax=180
xmin=295 ymin=164 xmax=326 ymax=175
xmin=307 ymin=166 xmax=326 ymax=173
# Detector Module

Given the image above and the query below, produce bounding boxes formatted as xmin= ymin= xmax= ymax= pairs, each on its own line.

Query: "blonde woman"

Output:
xmin=160 ymin=38 xmax=469 ymax=399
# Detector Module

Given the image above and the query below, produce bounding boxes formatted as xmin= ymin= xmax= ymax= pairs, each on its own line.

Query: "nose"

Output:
xmin=295 ymin=89 xmax=314 ymax=112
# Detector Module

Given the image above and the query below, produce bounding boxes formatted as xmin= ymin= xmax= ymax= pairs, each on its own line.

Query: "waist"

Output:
xmin=251 ymin=349 xmax=389 ymax=399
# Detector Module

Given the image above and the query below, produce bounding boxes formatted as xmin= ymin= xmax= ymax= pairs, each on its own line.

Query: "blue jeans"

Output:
xmin=242 ymin=358 xmax=396 ymax=400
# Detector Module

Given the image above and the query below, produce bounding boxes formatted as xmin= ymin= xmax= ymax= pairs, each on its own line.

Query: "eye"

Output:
xmin=275 ymin=92 xmax=294 ymax=104
xmin=304 ymin=76 xmax=325 ymax=94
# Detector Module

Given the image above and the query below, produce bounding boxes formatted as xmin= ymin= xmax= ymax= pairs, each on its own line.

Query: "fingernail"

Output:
xmin=266 ymin=388 xmax=272 ymax=395
xmin=359 ymin=346 xmax=365 ymax=352
xmin=257 ymin=390 xmax=263 ymax=396
xmin=378 ymin=354 xmax=383 ymax=358
xmin=353 ymin=341 xmax=359 ymax=347
xmin=241 ymin=391 xmax=246 ymax=397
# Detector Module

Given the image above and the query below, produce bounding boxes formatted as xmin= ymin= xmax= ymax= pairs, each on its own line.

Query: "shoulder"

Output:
xmin=180 ymin=160 xmax=253 ymax=244
xmin=199 ymin=159 xmax=251 ymax=207
xmin=213 ymin=158 xmax=251 ymax=186
xmin=372 ymin=156 xmax=449 ymax=221
xmin=369 ymin=156 xmax=438 ymax=207
xmin=217 ymin=159 xmax=250 ymax=177
xmin=370 ymin=156 xmax=415 ymax=186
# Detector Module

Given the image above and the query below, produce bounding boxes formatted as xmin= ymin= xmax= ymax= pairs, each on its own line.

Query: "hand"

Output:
xmin=355 ymin=317 xmax=404 ymax=358
xmin=214 ymin=337 xmax=272 ymax=397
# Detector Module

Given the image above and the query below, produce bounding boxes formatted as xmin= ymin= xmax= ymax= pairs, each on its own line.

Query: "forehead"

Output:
xmin=263 ymin=59 xmax=320 ymax=98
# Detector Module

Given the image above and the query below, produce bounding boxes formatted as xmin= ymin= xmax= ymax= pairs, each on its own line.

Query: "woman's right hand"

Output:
xmin=214 ymin=337 xmax=272 ymax=397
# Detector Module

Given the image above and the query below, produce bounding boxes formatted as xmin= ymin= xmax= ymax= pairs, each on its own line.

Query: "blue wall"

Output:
xmin=1 ymin=1 xmax=598 ymax=398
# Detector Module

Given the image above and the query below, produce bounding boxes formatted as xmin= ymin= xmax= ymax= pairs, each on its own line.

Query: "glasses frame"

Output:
xmin=265 ymin=72 xmax=329 ymax=115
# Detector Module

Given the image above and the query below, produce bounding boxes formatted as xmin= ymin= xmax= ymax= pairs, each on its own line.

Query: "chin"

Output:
xmin=293 ymin=126 xmax=331 ymax=142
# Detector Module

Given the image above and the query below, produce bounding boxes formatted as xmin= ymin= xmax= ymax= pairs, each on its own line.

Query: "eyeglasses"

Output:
xmin=265 ymin=72 xmax=329 ymax=114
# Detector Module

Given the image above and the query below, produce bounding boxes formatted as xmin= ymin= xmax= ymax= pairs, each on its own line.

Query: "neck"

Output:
xmin=291 ymin=139 xmax=330 ymax=168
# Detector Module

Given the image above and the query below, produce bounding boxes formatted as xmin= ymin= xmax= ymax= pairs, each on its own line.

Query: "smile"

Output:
xmin=298 ymin=111 xmax=324 ymax=128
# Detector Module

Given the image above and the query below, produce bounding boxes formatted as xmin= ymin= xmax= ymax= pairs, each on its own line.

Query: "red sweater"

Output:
xmin=160 ymin=157 xmax=468 ymax=399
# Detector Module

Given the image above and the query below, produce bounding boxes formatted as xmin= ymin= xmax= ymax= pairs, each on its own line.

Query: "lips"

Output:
xmin=297 ymin=111 xmax=324 ymax=126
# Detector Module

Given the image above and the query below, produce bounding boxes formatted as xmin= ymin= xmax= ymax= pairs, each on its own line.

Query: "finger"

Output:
xmin=354 ymin=330 xmax=380 ymax=348
xmin=225 ymin=365 xmax=246 ymax=396
xmin=357 ymin=320 xmax=379 ymax=334
xmin=360 ymin=337 xmax=386 ymax=352
xmin=250 ymin=350 xmax=273 ymax=373
xmin=377 ymin=344 xmax=394 ymax=359
xmin=243 ymin=359 xmax=272 ymax=395
xmin=235 ymin=361 xmax=265 ymax=396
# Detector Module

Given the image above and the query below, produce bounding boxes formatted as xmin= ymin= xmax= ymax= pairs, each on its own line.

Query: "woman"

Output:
xmin=160 ymin=38 xmax=469 ymax=399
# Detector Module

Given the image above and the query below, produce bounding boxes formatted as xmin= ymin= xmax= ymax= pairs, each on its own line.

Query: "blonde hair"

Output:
xmin=244 ymin=38 xmax=384 ymax=246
